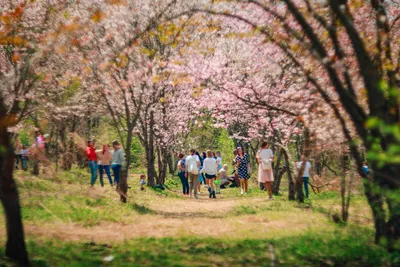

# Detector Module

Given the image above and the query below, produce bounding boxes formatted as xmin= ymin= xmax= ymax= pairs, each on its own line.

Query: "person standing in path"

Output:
xmin=202 ymin=150 xmax=218 ymax=199
xmin=177 ymin=153 xmax=189 ymax=195
xmin=97 ymin=144 xmax=113 ymax=187
xmin=235 ymin=147 xmax=250 ymax=194
xmin=185 ymin=148 xmax=200 ymax=199
xmin=112 ymin=140 xmax=124 ymax=186
xmin=256 ymin=141 xmax=274 ymax=200
xmin=21 ymin=145 xmax=29 ymax=171
xmin=86 ymin=140 xmax=98 ymax=188
xmin=296 ymin=155 xmax=312 ymax=198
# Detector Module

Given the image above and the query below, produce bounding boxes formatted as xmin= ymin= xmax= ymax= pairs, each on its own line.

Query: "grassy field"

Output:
xmin=0 ymin=167 xmax=399 ymax=266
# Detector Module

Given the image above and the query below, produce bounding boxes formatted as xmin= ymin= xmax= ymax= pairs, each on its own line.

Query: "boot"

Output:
xmin=212 ymin=191 xmax=216 ymax=199
xmin=208 ymin=187 xmax=212 ymax=198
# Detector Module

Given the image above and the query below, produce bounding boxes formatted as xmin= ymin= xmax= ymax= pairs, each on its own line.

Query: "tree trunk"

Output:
xmin=272 ymin=166 xmax=287 ymax=195
xmin=272 ymin=149 xmax=284 ymax=194
xmin=156 ymin=146 xmax=169 ymax=185
xmin=340 ymin=155 xmax=350 ymax=223
xmin=386 ymin=197 xmax=400 ymax=252
xmin=363 ymin=177 xmax=387 ymax=245
xmin=146 ymin=111 xmax=157 ymax=187
xmin=282 ymin=149 xmax=295 ymax=200
xmin=119 ymin=126 xmax=133 ymax=203
xmin=0 ymin=105 xmax=29 ymax=264
xmin=167 ymin=152 xmax=176 ymax=175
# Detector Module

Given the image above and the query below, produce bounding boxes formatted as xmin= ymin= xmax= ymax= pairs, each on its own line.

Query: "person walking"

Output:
xmin=86 ymin=140 xmax=98 ymax=188
xmin=111 ymin=140 xmax=124 ymax=186
xmin=235 ymin=147 xmax=250 ymax=194
xmin=185 ymin=148 xmax=200 ymax=199
xmin=21 ymin=145 xmax=29 ymax=171
xmin=256 ymin=141 xmax=274 ymax=200
xmin=97 ymin=144 xmax=113 ymax=187
xmin=177 ymin=153 xmax=189 ymax=195
xmin=296 ymin=155 xmax=312 ymax=198
xmin=202 ymin=150 xmax=218 ymax=198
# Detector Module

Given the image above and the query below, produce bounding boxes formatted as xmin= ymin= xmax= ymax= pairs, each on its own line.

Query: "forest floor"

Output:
xmin=0 ymin=167 xmax=398 ymax=266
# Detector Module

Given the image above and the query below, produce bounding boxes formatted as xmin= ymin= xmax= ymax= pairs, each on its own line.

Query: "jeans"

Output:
xmin=303 ymin=177 xmax=309 ymax=198
xmin=178 ymin=172 xmax=189 ymax=194
xmin=189 ymin=173 xmax=198 ymax=197
xmin=112 ymin=164 xmax=121 ymax=184
xmin=99 ymin=165 xmax=113 ymax=186
xmin=21 ymin=157 xmax=28 ymax=170
xmin=89 ymin=160 xmax=98 ymax=186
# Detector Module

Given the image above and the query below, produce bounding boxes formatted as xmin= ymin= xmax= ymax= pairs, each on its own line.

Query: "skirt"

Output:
xmin=205 ymin=173 xmax=216 ymax=179
xmin=258 ymin=165 xmax=274 ymax=182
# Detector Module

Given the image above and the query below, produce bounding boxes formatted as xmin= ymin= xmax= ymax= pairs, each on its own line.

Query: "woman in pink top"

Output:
xmin=97 ymin=144 xmax=113 ymax=187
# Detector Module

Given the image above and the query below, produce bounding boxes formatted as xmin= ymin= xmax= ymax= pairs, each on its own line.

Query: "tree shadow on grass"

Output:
xmin=130 ymin=203 xmax=224 ymax=218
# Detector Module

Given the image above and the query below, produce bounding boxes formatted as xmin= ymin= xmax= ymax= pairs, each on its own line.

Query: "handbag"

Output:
xmin=262 ymin=159 xmax=272 ymax=170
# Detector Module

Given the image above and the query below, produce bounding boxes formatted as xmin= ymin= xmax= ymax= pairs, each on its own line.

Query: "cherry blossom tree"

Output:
xmin=177 ymin=0 xmax=400 ymax=250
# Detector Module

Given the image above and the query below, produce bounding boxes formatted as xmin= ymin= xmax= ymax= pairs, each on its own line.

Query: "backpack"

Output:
xmin=180 ymin=159 xmax=186 ymax=169
xmin=262 ymin=159 xmax=272 ymax=170
xmin=187 ymin=156 xmax=199 ymax=174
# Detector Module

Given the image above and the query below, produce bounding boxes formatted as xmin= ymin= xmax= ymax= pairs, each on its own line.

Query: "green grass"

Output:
xmin=0 ymin=228 xmax=398 ymax=266
xmin=0 ymin=169 xmax=398 ymax=266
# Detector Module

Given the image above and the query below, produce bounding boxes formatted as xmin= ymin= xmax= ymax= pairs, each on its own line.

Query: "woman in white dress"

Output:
xmin=256 ymin=141 xmax=274 ymax=200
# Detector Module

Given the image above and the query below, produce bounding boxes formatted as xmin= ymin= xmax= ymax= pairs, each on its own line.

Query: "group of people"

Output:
xmin=86 ymin=140 xmax=124 ymax=188
xmin=14 ymin=132 xmax=46 ymax=171
xmin=177 ymin=142 xmax=313 ymax=200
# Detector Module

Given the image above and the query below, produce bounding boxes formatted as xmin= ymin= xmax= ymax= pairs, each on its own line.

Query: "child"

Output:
xmin=214 ymin=174 xmax=221 ymax=194
xmin=140 ymin=174 xmax=146 ymax=191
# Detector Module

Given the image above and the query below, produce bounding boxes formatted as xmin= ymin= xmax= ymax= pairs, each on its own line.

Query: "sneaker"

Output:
xmin=203 ymin=185 xmax=207 ymax=188
xmin=198 ymin=191 xmax=201 ymax=195
xmin=268 ymin=196 xmax=274 ymax=200
xmin=241 ymin=189 xmax=244 ymax=195
xmin=244 ymin=192 xmax=247 ymax=195
xmin=195 ymin=195 xmax=198 ymax=199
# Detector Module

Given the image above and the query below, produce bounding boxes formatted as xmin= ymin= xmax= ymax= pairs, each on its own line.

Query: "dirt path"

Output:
xmin=15 ymin=193 xmax=320 ymax=243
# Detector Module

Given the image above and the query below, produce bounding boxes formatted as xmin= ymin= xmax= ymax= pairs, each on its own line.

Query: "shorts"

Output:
xmin=205 ymin=173 xmax=216 ymax=179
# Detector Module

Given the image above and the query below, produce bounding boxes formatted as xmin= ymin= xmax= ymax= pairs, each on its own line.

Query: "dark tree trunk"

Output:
xmin=363 ymin=177 xmax=387 ymax=244
xmin=146 ymin=111 xmax=157 ymax=187
xmin=272 ymin=166 xmax=287 ymax=195
xmin=364 ymin=166 xmax=400 ymax=251
xmin=282 ymin=149 xmax=295 ymax=200
xmin=156 ymin=146 xmax=168 ymax=185
xmin=0 ymin=101 xmax=29 ymax=264
xmin=272 ymin=149 xmax=284 ymax=195
xmin=167 ymin=152 xmax=176 ymax=175
xmin=119 ymin=126 xmax=133 ymax=203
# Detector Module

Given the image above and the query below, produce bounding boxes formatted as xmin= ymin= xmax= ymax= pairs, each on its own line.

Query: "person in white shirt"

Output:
xmin=202 ymin=150 xmax=218 ymax=199
xmin=215 ymin=151 xmax=223 ymax=171
xmin=296 ymin=155 xmax=312 ymax=198
xmin=256 ymin=141 xmax=274 ymax=200
xmin=185 ymin=148 xmax=200 ymax=199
